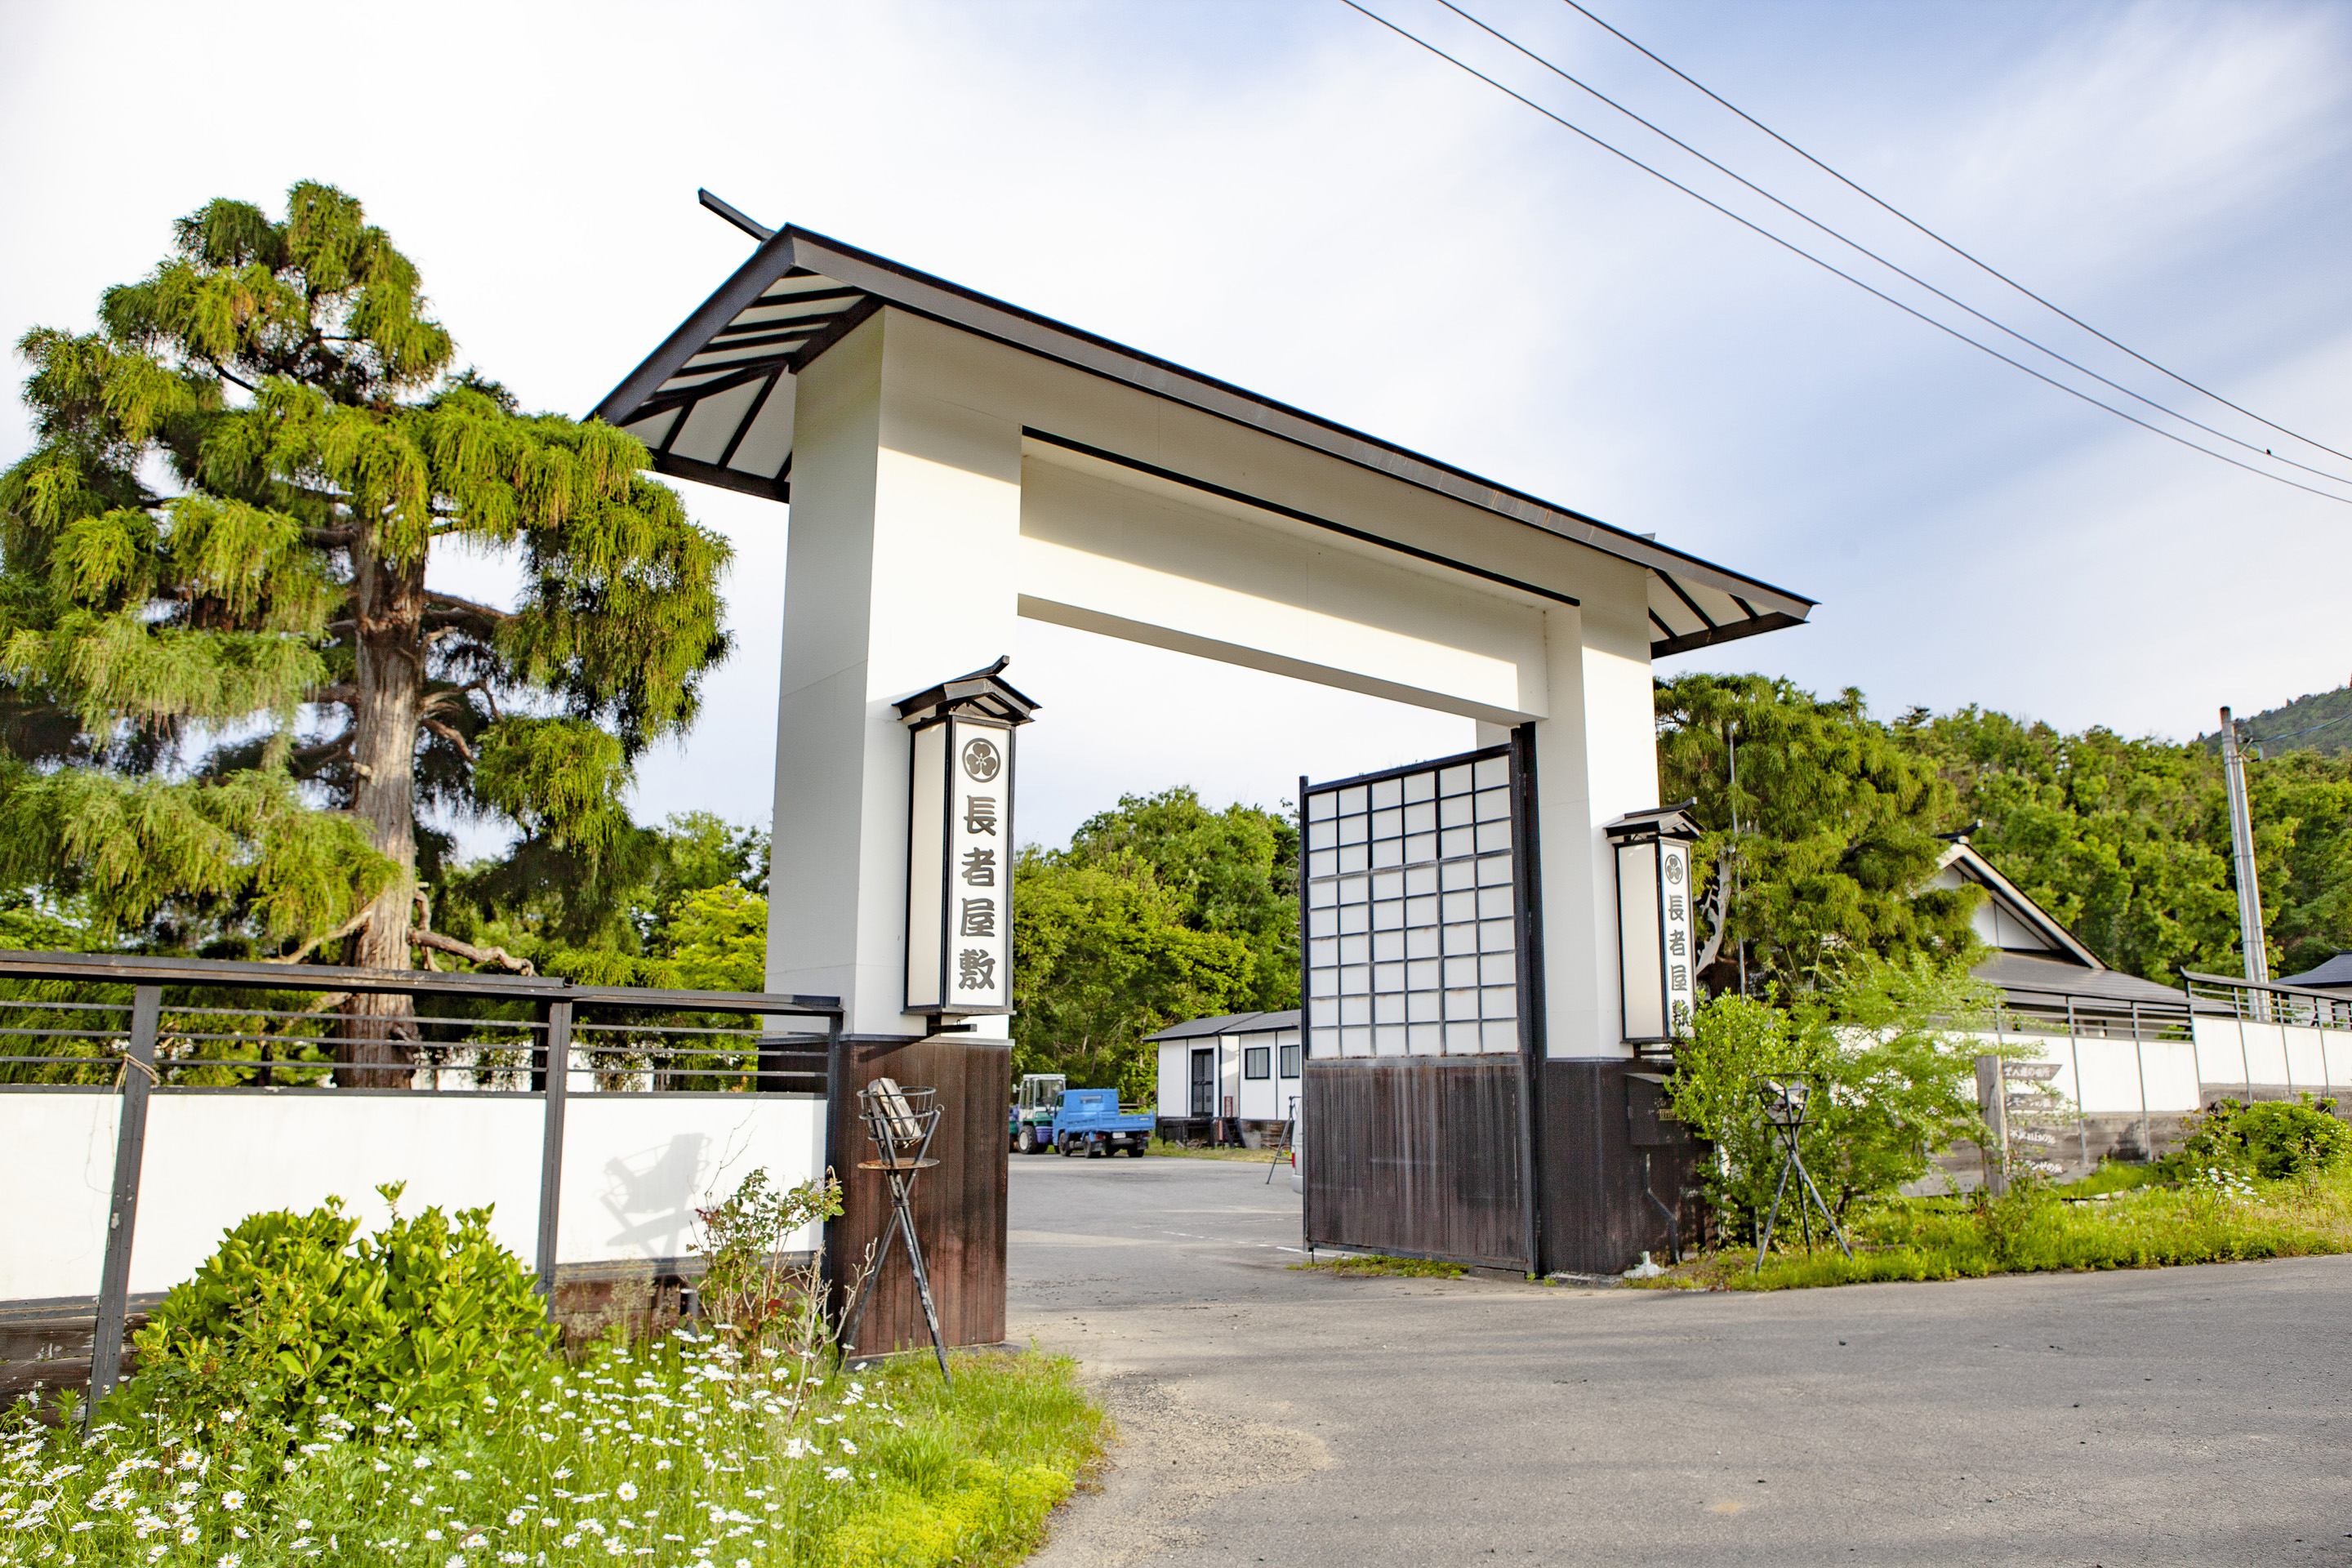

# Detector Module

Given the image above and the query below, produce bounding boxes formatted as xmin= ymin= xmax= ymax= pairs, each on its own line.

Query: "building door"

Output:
xmin=1190 ymin=1049 xmax=1215 ymax=1116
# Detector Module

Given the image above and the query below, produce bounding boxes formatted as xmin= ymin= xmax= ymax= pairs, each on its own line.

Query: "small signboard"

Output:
xmin=897 ymin=661 xmax=1038 ymax=1018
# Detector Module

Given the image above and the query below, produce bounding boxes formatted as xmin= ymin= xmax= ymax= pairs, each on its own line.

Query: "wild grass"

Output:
xmin=1633 ymin=1162 xmax=2352 ymax=1292
xmin=1289 ymin=1254 xmax=1468 ymax=1280
xmin=0 ymin=1335 xmax=1103 ymax=1568
xmin=1142 ymin=1139 xmax=1284 ymax=1164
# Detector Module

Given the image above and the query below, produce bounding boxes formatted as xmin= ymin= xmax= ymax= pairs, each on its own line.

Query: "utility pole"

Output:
xmin=2219 ymin=706 xmax=2269 ymax=1017
xmin=1727 ymin=720 xmax=1747 ymax=998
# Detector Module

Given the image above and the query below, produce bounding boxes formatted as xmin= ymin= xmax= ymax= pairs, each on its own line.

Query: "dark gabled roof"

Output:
xmin=1974 ymin=952 xmax=2189 ymax=1011
xmin=1144 ymin=1011 xmax=1267 ymax=1042
xmin=591 ymin=222 xmax=1815 ymax=662
xmin=2275 ymin=952 xmax=2352 ymax=990
xmin=1228 ymin=1009 xmax=1303 ymax=1035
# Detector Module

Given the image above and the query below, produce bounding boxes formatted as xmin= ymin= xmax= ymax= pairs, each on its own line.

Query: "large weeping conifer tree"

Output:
xmin=0 ymin=182 xmax=731 ymax=1079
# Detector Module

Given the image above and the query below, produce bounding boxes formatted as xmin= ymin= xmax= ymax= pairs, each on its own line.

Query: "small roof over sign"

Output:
xmin=894 ymin=657 xmax=1041 ymax=727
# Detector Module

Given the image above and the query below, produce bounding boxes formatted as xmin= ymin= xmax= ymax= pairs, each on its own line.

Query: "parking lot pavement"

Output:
xmin=1007 ymin=1152 xmax=2352 ymax=1568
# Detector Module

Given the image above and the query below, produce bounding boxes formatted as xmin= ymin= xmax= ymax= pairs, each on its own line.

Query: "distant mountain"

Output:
xmin=2199 ymin=683 xmax=2352 ymax=758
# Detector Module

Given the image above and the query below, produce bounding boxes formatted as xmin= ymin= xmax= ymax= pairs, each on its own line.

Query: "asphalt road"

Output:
xmin=1005 ymin=1151 xmax=2352 ymax=1568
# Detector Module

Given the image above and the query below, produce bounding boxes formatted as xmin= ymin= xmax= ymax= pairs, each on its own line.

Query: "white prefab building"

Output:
xmin=1146 ymin=1009 xmax=1303 ymax=1147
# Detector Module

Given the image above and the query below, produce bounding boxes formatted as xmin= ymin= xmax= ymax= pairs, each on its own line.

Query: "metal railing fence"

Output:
xmin=0 ymin=949 xmax=840 ymax=1419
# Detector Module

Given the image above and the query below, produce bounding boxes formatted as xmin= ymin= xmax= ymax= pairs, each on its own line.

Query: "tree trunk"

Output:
xmin=337 ymin=537 xmax=427 ymax=1089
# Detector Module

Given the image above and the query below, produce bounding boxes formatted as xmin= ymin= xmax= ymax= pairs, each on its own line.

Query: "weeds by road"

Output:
xmin=1145 ymin=1139 xmax=1286 ymax=1164
xmin=1634 ymin=1162 xmax=2352 ymax=1291
xmin=1290 ymin=1254 xmax=1468 ymax=1280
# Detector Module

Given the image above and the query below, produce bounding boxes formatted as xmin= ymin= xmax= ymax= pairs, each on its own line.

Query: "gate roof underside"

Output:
xmin=593 ymin=223 xmax=1815 ymax=661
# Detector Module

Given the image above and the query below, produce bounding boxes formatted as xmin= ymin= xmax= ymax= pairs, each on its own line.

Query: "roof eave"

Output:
xmin=591 ymin=222 xmax=1817 ymax=635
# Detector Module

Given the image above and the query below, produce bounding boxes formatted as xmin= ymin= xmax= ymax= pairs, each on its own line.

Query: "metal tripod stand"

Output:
xmin=1753 ymin=1074 xmax=1852 ymax=1269
xmin=838 ymin=1078 xmax=954 ymax=1384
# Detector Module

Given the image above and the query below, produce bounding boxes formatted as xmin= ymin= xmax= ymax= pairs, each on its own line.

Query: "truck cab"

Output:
xmin=1009 ymin=1072 xmax=1068 ymax=1154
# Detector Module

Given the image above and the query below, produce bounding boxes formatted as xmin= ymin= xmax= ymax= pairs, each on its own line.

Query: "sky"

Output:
xmin=5 ymin=0 xmax=2350 ymax=854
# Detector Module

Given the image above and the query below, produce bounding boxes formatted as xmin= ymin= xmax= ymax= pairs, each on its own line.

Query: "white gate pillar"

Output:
xmin=1530 ymin=562 xmax=1660 ymax=1060
xmin=764 ymin=313 xmax=1024 ymax=1036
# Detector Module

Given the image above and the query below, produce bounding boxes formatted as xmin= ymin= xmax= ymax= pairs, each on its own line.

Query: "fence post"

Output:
xmin=1974 ymin=1054 xmax=2007 ymax=1196
xmin=535 ymin=999 xmax=572 ymax=1300
xmin=2130 ymin=1001 xmax=2152 ymax=1162
xmin=87 ymin=983 xmax=161 ymax=1427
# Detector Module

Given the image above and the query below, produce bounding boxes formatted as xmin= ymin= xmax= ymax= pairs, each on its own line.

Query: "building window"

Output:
xmin=1279 ymin=1043 xmax=1302 ymax=1078
xmin=1243 ymin=1045 xmax=1271 ymax=1080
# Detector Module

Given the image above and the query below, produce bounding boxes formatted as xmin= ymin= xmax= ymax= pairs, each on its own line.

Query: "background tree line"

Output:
xmin=1659 ymin=673 xmax=2352 ymax=995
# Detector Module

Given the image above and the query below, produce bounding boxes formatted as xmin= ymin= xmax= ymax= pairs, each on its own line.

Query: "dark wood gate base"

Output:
xmin=824 ymin=1035 xmax=1009 ymax=1352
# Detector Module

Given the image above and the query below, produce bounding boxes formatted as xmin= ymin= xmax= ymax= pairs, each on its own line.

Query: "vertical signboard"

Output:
xmin=905 ymin=715 xmax=1013 ymax=1015
xmin=1659 ymin=837 xmax=1694 ymax=1038
xmin=1606 ymin=805 xmax=1702 ymax=1046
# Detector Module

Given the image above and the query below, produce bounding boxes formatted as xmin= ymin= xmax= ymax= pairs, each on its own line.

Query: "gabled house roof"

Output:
xmin=1931 ymin=840 xmax=2104 ymax=968
xmin=1931 ymin=839 xmax=2189 ymax=1016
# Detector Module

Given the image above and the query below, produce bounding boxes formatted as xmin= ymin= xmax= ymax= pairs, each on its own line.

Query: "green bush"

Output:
xmin=1668 ymin=955 xmax=1998 ymax=1234
xmin=131 ymin=1182 xmax=548 ymax=1437
xmin=2175 ymin=1094 xmax=2350 ymax=1180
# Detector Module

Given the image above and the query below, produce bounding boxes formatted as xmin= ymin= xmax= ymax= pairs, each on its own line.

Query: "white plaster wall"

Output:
xmin=2 ymin=1092 xmax=823 ymax=1304
xmin=2190 ymin=1017 xmax=2351 ymax=1090
xmin=761 ymin=308 xmax=1675 ymax=1068
xmin=1993 ymin=1032 xmax=2204 ymax=1116
xmin=1018 ymin=457 xmax=1550 ymax=724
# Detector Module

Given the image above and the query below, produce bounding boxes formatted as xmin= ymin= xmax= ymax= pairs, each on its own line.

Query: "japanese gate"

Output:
xmin=593 ymin=201 xmax=1813 ymax=1327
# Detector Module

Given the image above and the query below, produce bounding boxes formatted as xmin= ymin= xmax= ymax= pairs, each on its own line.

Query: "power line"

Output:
xmin=1555 ymin=0 xmax=2352 ymax=468
xmin=1431 ymin=0 xmax=2352 ymax=490
xmin=1338 ymin=0 xmax=2352 ymax=506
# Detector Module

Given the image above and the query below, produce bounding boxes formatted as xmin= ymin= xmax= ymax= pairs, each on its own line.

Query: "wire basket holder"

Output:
xmin=838 ymin=1077 xmax=952 ymax=1383
xmin=1753 ymin=1073 xmax=1851 ymax=1269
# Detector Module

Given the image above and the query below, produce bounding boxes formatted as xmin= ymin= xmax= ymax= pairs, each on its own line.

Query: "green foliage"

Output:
xmin=1668 ymin=955 xmax=1996 ymax=1230
xmin=663 ymin=880 xmax=768 ymax=991
xmin=1290 ymin=1254 xmax=1468 ymax=1279
xmin=130 ymin=1182 xmax=548 ymax=1437
xmin=471 ymin=716 xmax=634 ymax=865
xmin=432 ymin=810 xmax=769 ymax=989
xmin=0 ymin=761 xmax=391 ymax=939
xmin=2172 ymin=1094 xmax=2350 ymax=1181
xmin=691 ymin=1166 xmax=842 ymax=1353
xmin=2229 ymin=684 xmax=2352 ymax=759
xmin=1900 ymin=706 xmax=2245 ymax=981
xmin=1060 ymin=786 xmax=1300 ymax=1009
xmin=0 ymin=180 xmax=732 ymax=967
xmin=1668 ymin=675 xmax=2352 ymax=989
xmin=1656 ymin=674 xmax=1981 ymax=994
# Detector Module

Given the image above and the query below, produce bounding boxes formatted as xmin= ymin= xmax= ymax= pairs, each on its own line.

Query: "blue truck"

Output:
xmin=1049 ymin=1089 xmax=1153 ymax=1157
xmin=1009 ymin=1075 xmax=1153 ymax=1157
